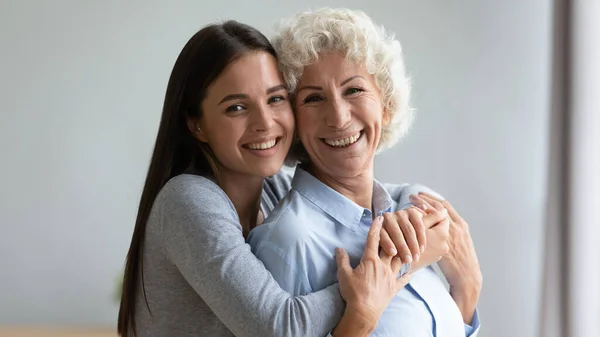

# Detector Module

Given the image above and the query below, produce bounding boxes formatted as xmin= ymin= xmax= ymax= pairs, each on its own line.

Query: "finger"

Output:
xmin=418 ymin=194 xmax=465 ymax=227
xmin=398 ymin=210 xmax=420 ymax=261
xmin=416 ymin=193 xmax=443 ymax=211
xmin=395 ymin=270 xmax=411 ymax=291
xmin=379 ymin=229 xmax=397 ymax=257
xmin=440 ymin=199 xmax=465 ymax=223
xmin=384 ymin=213 xmax=412 ymax=264
xmin=409 ymin=205 xmax=427 ymax=215
xmin=414 ymin=193 xmax=445 ymax=212
xmin=382 ymin=213 xmax=404 ymax=257
xmin=414 ymin=194 xmax=448 ymax=229
xmin=423 ymin=211 xmax=448 ymax=229
xmin=435 ymin=218 xmax=451 ymax=258
xmin=364 ymin=215 xmax=384 ymax=258
xmin=409 ymin=194 xmax=435 ymax=212
xmin=408 ymin=208 xmax=426 ymax=254
xmin=335 ymin=248 xmax=351 ymax=273
xmin=437 ymin=216 xmax=451 ymax=236
xmin=380 ymin=251 xmax=394 ymax=265
xmin=417 ymin=191 xmax=442 ymax=202
xmin=391 ymin=256 xmax=404 ymax=275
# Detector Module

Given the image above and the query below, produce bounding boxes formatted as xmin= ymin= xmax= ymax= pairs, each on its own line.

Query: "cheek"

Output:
xmin=361 ymin=101 xmax=385 ymax=127
xmin=207 ymin=118 xmax=243 ymax=148
xmin=295 ymin=110 xmax=316 ymax=141
xmin=281 ymin=108 xmax=296 ymax=133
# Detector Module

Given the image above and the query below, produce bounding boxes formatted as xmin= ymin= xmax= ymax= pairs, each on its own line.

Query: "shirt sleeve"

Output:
xmin=159 ymin=176 xmax=344 ymax=337
xmin=464 ymin=308 xmax=481 ymax=336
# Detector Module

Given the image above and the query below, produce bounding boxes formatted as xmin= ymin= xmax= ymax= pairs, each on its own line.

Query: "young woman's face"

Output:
xmin=196 ymin=51 xmax=294 ymax=178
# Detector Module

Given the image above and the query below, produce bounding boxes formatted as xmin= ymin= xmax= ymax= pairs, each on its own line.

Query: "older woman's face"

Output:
xmin=294 ymin=53 xmax=387 ymax=178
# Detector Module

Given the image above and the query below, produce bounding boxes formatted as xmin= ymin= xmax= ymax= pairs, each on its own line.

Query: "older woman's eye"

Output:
xmin=344 ymin=87 xmax=364 ymax=96
xmin=268 ymin=95 xmax=286 ymax=105
xmin=303 ymin=95 xmax=323 ymax=104
xmin=226 ymin=104 xmax=246 ymax=113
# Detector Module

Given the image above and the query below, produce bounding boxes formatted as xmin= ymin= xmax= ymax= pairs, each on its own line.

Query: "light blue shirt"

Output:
xmin=248 ymin=167 xmax=480 ymax=337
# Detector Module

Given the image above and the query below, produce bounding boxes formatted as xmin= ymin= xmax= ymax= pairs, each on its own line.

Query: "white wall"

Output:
xmin=0 ymin=1 xmax=552 ymax=336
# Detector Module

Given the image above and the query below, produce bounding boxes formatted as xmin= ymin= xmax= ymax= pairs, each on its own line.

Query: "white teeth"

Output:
xmin=324 ymin=133 xmax=361 ymax=148
xmin=248 ymin=139 xmax=277 ymax=150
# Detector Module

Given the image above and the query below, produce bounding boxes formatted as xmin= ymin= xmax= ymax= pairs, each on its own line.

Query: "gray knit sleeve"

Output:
xmin=158 ymin=174 xmax=344 ymax=337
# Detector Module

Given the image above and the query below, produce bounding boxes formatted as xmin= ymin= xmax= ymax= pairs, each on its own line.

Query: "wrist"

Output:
xmin=450 ymin=283 xmax=481 ymax=325
xmin=447 ymin=268 xmax=482 ymax=296
xmin=333 ymin=306 xmax=378 ymax=337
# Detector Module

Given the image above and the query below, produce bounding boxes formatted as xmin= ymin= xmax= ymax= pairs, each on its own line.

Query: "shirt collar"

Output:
xmin=291 ymin=166 xmax=393 ymax=230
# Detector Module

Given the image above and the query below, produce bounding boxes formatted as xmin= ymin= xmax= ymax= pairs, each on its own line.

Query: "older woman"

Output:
xmin=248 ymin=8 xmax=482 ymax=337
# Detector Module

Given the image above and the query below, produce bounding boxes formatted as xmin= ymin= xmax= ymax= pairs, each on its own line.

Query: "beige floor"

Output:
xmin=0 ymin=327 xmax=117 ymax=337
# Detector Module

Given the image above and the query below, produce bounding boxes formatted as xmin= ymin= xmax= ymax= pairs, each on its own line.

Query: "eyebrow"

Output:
xmin=218 ymin=84 xmax=287 ymax=105
xmin=296 ymin=75 xmax=365 ymax=94
xmin=266 ymin=84 xmax=287 ymax=94
xmin=340 ymin=75 xmax=364 ymax=86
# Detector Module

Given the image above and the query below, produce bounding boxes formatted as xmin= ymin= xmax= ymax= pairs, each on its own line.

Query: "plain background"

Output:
xmin=0 ymin=1 xmax=552 ymax=336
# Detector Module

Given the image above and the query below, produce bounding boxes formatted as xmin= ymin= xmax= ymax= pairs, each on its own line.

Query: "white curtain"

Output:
xmin=540 ymin=0 xmax=600 ymax=336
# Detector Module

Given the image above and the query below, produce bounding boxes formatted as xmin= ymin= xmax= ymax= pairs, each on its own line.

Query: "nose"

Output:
xmin=324 ymin=96 xmax=351 ymax=129
xmin=250 ymin=105 xmax=276 ymax=132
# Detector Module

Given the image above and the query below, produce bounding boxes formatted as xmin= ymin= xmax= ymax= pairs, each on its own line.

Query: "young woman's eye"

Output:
xmin=268 ymin=95 xmax=286 ymax=104
xmin=225 ymin=104 xmax=246 ymax=113
xmin=344 ymin=87 xmax=364 ymax=96
xmin=303 ymin=95 xmax=323 ymax=104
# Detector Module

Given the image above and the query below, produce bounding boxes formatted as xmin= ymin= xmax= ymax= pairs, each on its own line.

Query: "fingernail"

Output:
xmin=414 ymin=253 xmax=420 ymax=262
xmin=404 ymin=255 xmax=413 ymax=263
xmin=390 ymin=248 xmax=398 ymax=256
xmin=420 ymin=245 xmax=425 ymax=253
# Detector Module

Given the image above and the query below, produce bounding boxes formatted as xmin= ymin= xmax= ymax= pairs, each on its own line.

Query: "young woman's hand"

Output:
xmin=333 ymin=216 xmax=411 ymax=337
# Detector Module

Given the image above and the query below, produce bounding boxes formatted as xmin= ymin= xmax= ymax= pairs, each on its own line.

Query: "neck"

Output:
xmin=308 ymin=164 xmax=374 ymax=210
xmin=215 ymin=169 xmax=264 ymax=235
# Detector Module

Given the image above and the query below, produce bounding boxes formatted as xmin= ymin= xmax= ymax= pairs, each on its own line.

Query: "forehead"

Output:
xmin=207 ymin=51 xmax=283 ymax=98
xmin=299 ymin=53 xmax=369 ymax=84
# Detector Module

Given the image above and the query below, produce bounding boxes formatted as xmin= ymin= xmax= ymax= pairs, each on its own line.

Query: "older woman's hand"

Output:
xmin=380 ymin=206 xmax=450 ymax=267
xmin=409 ymin=206 xmax=451 ymax=271
xmin=410 ymin=192 xmax=482 ymax=324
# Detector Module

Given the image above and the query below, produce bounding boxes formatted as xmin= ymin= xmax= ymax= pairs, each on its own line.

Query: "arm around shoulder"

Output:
xmin=157 ymin=175 xmax=344 ymax=337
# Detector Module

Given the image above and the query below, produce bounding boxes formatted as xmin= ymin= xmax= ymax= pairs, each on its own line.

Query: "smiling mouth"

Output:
xmin=243 ymin=137 xmax=280 ymax=150
xmin=321 ymin=131 xmax=362 ymax=148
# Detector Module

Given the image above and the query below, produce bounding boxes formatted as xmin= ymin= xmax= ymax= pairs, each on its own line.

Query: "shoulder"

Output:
xmin=154 ymin=174 xmax=240 ymax=234
xmin=160 ymin=174 xmax=227 ymax=198
xmin=382 ymin=182 xmax=444 ymax=209
xmin=264 ymin=168 xmax=294 ymax=201
xmin=249 ymin=189 xmax=309 ymax=248
xmin=157 ymin=174 xmax=235 ymax=212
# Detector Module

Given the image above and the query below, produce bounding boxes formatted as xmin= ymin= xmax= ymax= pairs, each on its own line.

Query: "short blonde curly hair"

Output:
xmin=272 ymin=7 xmax=414 ymax=153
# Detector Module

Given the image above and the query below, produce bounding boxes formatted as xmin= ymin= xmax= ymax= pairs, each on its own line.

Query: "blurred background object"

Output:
xmin=539 ymin=0 xmax=600 ymax=337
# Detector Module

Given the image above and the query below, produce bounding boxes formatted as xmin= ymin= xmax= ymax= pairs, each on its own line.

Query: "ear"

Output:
xmin=187 ymin=117 xmax=208 ymax=143
xmin=382 ymin=107 xmax=392 ymax=126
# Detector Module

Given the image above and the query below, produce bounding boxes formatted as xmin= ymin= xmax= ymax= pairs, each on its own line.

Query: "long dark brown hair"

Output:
xmin=117 ymin=21 xmax=277 ymax=336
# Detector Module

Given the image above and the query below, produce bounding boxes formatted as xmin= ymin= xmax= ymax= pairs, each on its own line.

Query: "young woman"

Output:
xmin=117 ymin=20 xmax=442 ymax=337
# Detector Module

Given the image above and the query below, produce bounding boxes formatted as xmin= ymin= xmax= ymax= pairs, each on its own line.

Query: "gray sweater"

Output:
xmin=133 ymin=171 xmax=345 ymax=337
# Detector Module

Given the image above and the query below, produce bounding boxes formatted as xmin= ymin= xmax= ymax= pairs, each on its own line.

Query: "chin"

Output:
xmin=319 ymin=159 xmax=367 ymax=177
xmin=255 ymin=162 xmax=284 ymax=178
